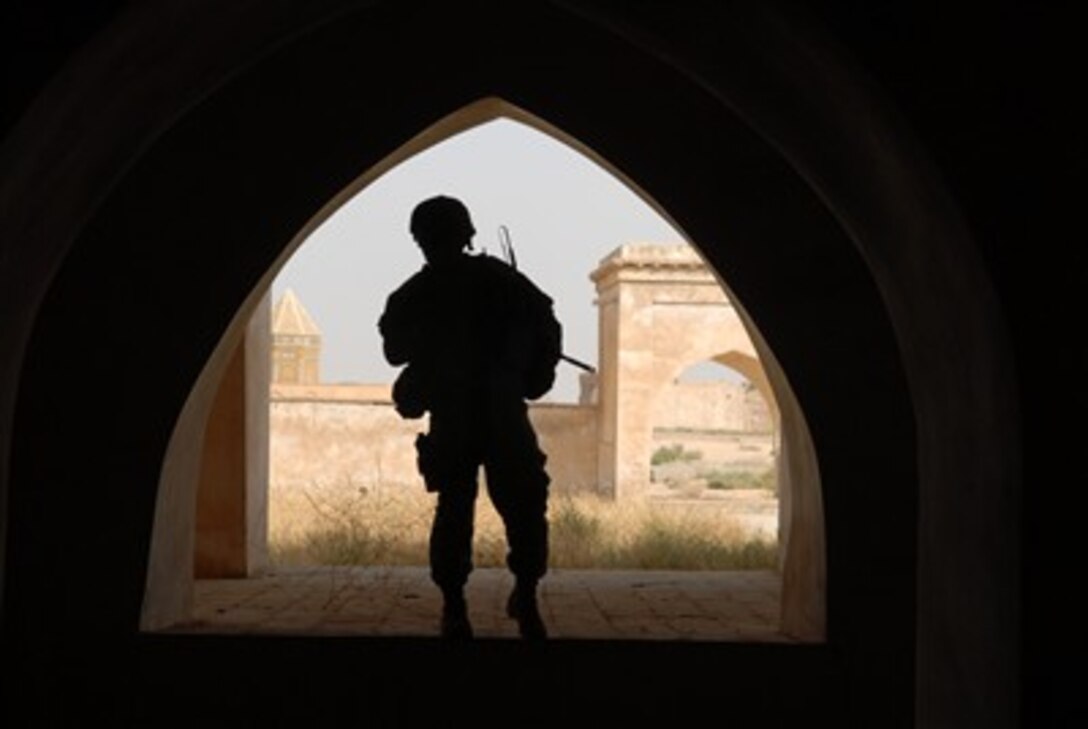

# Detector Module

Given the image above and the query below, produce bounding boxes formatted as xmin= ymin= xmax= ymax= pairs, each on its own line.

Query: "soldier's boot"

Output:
xmin=440 ymin=590 xmax=473 ymax=640
xmin=506 ymin=580 xmax=547 ymax=641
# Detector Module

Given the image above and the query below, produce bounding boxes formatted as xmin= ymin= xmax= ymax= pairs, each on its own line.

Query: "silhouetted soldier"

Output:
xmin=378 ymin=195 xmax=561 ymax=640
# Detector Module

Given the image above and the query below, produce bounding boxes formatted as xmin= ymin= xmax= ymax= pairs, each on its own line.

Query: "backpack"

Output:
xmin=515 ymin=271 xmax=562 ymax=400
xmin=477 ymin=254 xmax=561 ymax=401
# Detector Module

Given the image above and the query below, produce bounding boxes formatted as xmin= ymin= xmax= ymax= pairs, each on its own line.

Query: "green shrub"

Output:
xmin=705 ymin=468 xmax=776 ymax=491
xmin=650 ymin=444 xmax=703 ymax=465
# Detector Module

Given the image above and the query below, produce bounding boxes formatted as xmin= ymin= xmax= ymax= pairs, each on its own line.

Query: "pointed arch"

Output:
xmin=149 ymin=96 xmax=825 ymax=642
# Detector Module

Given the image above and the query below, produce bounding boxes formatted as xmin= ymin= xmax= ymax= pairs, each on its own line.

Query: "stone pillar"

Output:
xmin=194 ymin=292 xmax=270 ymax=577
xmin=594 ymin=267 xmax=620 ymax=498
xmin=593 ymin=249 xmax=657 ymax=500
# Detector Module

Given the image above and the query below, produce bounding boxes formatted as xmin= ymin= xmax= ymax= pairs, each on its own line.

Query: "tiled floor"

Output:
xmin=176 ymin=566 xmax=789 ymax=642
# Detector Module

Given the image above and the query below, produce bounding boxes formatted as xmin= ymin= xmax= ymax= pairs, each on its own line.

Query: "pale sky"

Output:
xmin=272 ymin=118 xmax=729 ymax=402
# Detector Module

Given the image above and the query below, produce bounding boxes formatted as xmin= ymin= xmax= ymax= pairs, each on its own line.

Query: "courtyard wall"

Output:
xmin=269 ymin=384 xmax=600 ymax=499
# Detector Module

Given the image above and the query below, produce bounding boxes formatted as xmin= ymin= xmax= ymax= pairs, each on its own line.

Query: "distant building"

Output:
xmin=271 ymin=289 xmax=322 ymax=385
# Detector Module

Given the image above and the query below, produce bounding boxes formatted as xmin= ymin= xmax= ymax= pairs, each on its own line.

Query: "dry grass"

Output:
xmin=269 ymin=480 xmax=777 ymax=570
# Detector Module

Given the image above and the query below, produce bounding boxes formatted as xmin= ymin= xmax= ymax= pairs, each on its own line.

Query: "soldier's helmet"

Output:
xmin=410 ymin=195 xmax=476 ymax=251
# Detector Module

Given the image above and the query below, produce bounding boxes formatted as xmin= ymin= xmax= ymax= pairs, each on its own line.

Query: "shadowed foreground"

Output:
xmin=177 ymin=566 xmax=787 ymax=642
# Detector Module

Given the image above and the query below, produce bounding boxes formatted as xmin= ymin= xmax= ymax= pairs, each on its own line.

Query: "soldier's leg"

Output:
xmin=429 ymin=477 xmax=478 ymax=596
xmin=417 ymin=417 xmax=480 ymax=638
xmin=430 ymin=477 xmax=477 ymax=639
xmin=486 ymin=430 xmax=549 ymax=582
xmin=485 ymin=407 xmax=550 ymax=639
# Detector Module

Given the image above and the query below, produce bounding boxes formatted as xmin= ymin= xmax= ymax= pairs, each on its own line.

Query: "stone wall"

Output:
xmin=270 ymin=385 xmax=599 ymax=498
xmin=270 ymin=385 xmax=424 ymax=496
xmin=527 ymin=402 xmax=599 ymax=493
xmin=653 ymin=379 xmax=772 ymax=433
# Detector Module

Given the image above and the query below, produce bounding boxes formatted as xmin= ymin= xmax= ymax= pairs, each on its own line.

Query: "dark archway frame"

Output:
xmin=1 ymin=2 xmax=1017 ymax=724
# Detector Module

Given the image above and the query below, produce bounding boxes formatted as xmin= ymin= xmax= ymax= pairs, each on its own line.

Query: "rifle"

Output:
xmin=497 ymin=225 xmax=596 ymax=374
